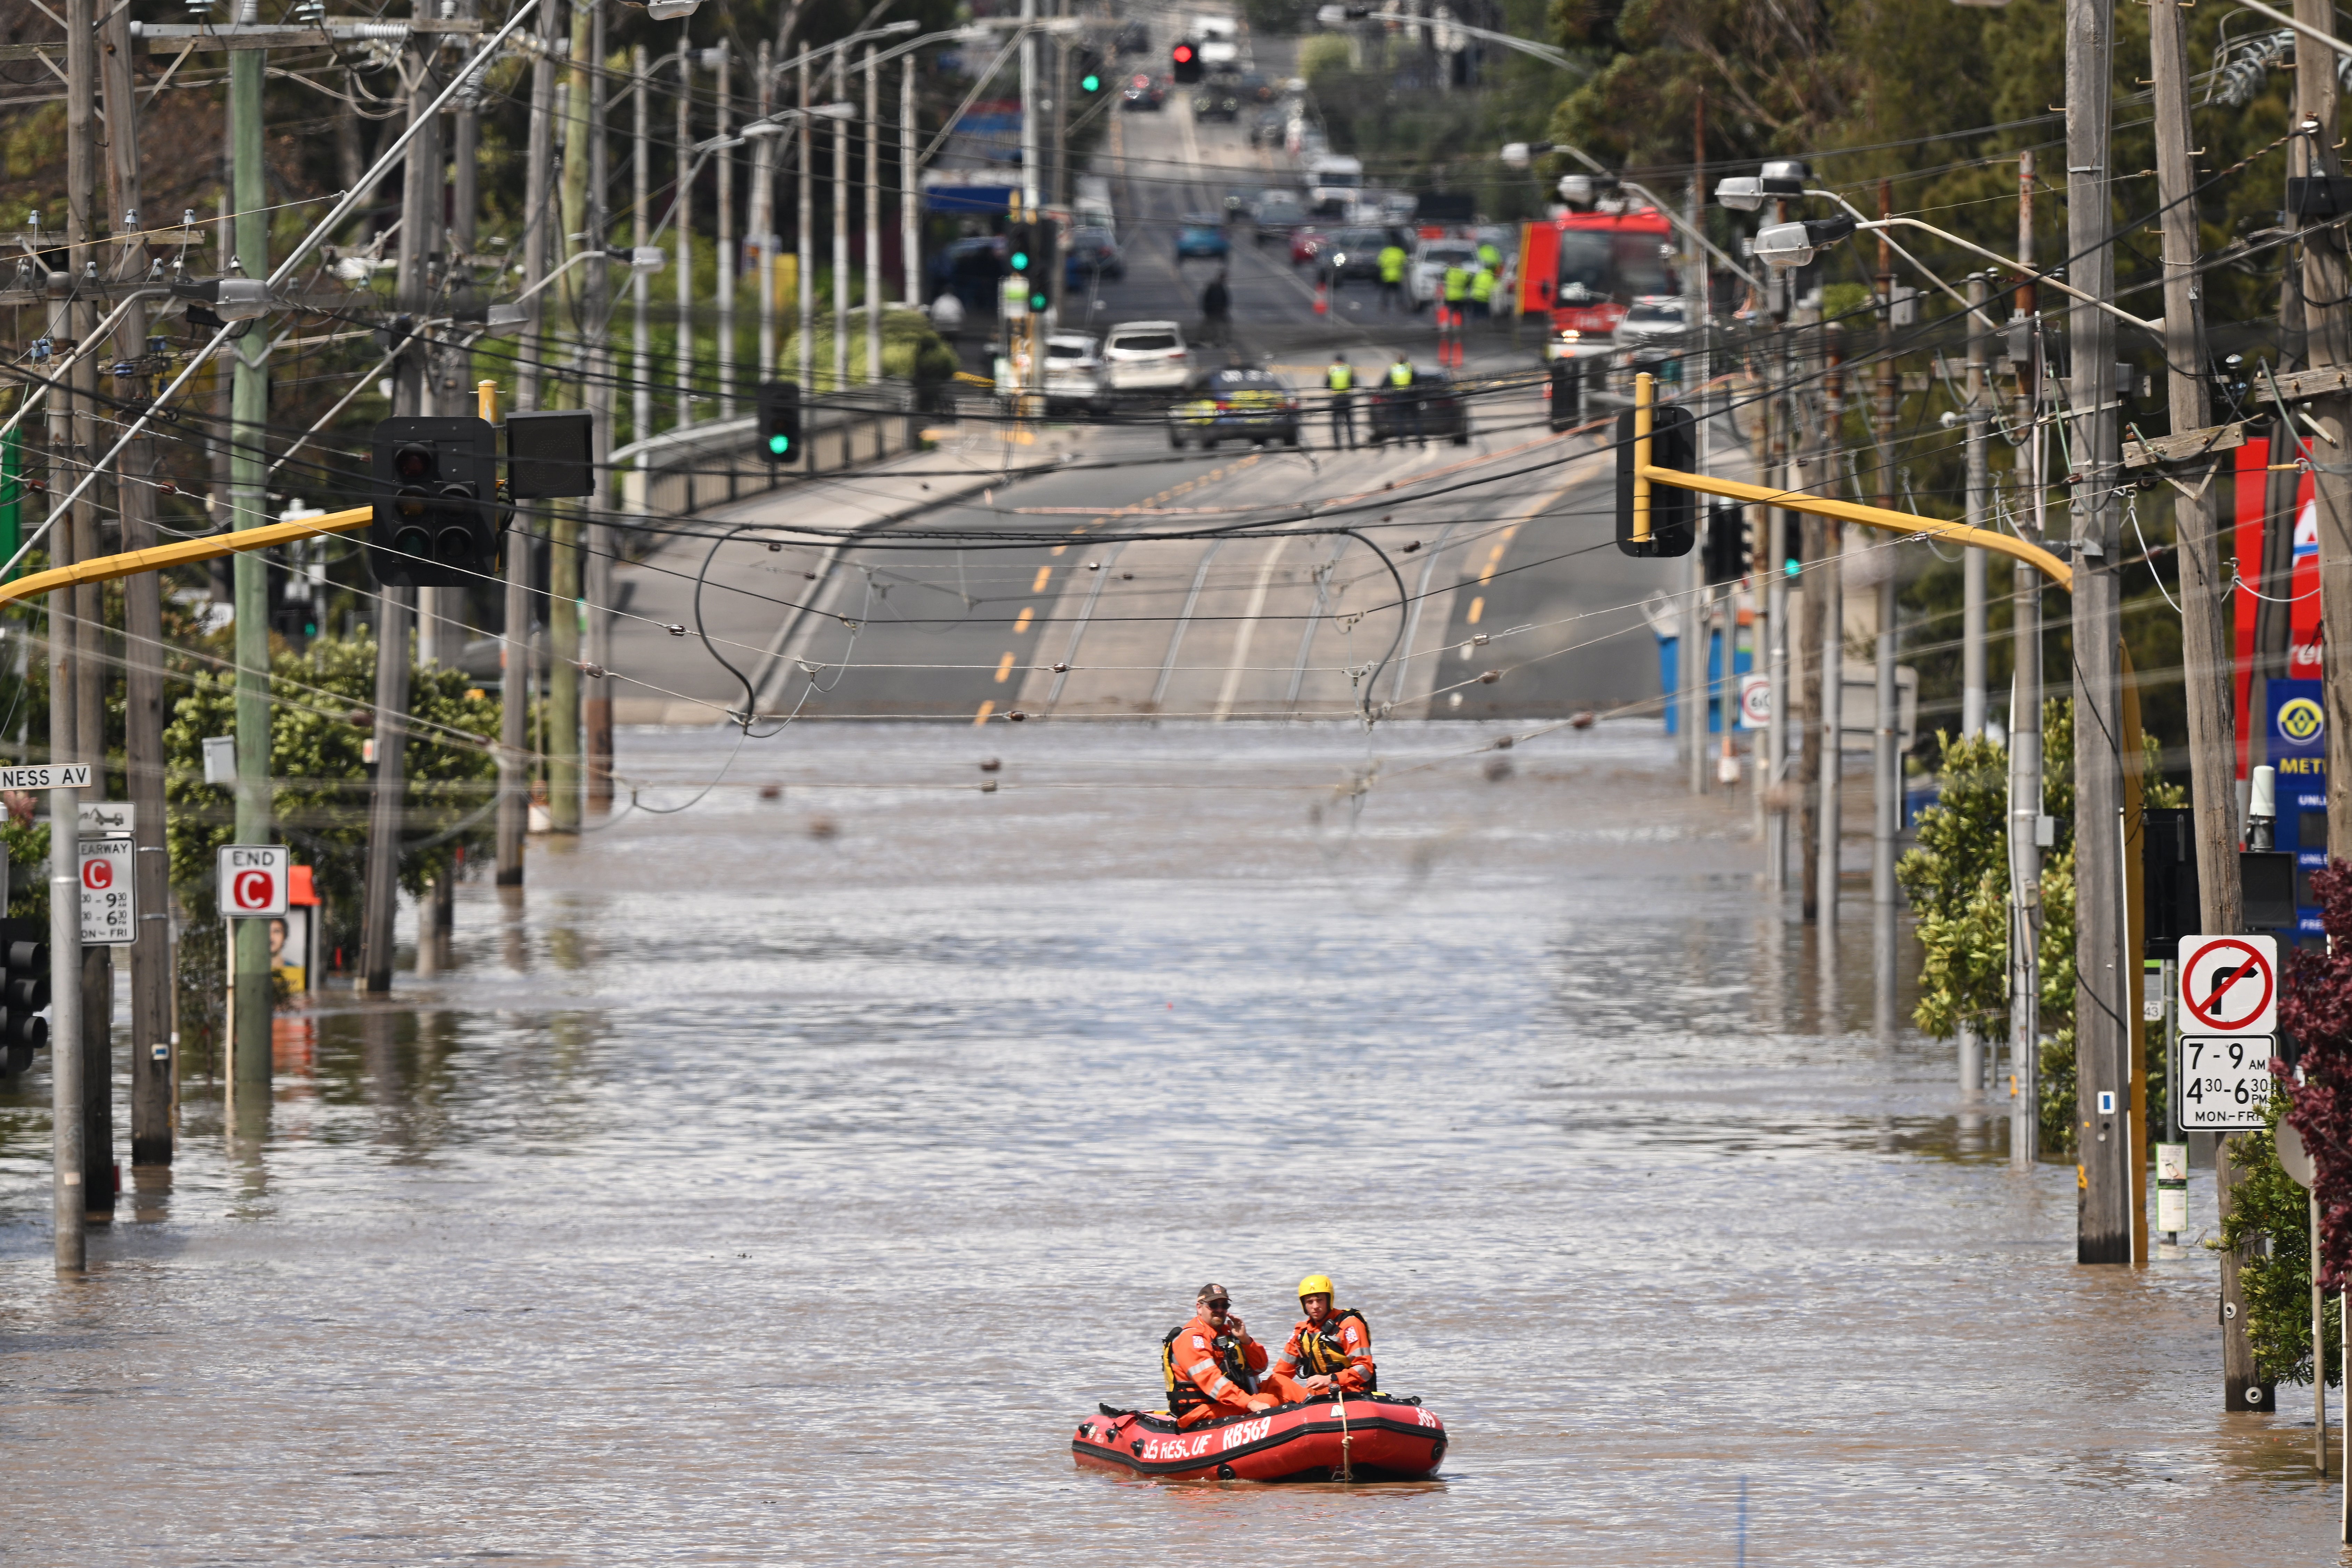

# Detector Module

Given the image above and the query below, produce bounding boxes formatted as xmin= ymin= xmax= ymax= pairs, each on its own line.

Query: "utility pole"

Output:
xmin=363 ymin=5 xmax=442 ymax=990
xmin=676 ymin=44 xmax=693 ymax=421
xmin=2066 ymin=0 xmax=2131 ymax=1266
xmin=1964 ymin=275 xmax=1990 ymax=748
xmin=2010 ymin=157 xmax=2044 ymax=1174
xmin=832 ymin=55 xmax=850 ymax=386
xmin=1871 ymin=185 xmax=1899 ymax=950
xmin=500 ymin=0 xmax=557 ymax=890
xmin=1762 ymin=348 xmax=1786 ymax=873
xmin=229 ymin=0 xmax=273 ymax=1074
xmin=865 ymin=47 xmax=882 ymax=386
xmin=101 ymin=0 xmax=171 ymax=1169
xmin=753 ymin=41 xmax=776 ymax=380
xmin=799 ymin=56 xmax=814 ymax=393
xmin=546 ymin=0 xmax=591 ymax=834
xmin=715 ymin=41 xmax=736 ymax=419
xmin=901 ymin=59 xmax=918 ymax=307
xmin=1817 ymin=329 xmax=1845 ymax=943
xmin=2303 ymin=0 xmax=2352 ymax=895
xmin=584 ymin=0 xmax=612 ymax=813
xmin=634 ymin=45 xmax=653 ymax=440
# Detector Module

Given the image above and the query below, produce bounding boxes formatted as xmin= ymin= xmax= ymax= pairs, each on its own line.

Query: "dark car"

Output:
xmin=1065 ymin=226 xmax=1124 ymax=284
xmin=934 ymin=234 xmax=1006 ymax=314
xmin=1320 ymin=227 xmax=1397 ymax=286
xmin=1122 ymin=74 xmax=1165 ymax=111
xmin=1368 ymin=368 xmax=1471 ymax=446
xmin=1166 ymin=366 xmax=1303 ymax=450
xmin=1248 ymin=108 xmax=1286 ymax=148
xmin=1238 ymin=71 xmax=1273 ymax=102
xmin=1195 ymin=90 xmax=1241 ymax=122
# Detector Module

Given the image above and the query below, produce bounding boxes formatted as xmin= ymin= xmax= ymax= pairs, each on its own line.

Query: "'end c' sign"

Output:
xmin=217 ymin=844 xmax=289 ymax=918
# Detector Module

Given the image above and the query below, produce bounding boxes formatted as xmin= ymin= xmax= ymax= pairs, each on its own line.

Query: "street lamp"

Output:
xmin=1750 ymin=215 xmax=1856 ymax=270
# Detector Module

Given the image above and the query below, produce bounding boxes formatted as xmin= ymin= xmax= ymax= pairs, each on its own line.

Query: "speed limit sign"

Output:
xmin=217 ymin=844 xmax=289 ymax=918
xmin=1738 ymin=673 xmax=1771 ymax=730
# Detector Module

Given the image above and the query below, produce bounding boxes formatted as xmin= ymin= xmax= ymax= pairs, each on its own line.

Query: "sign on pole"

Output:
xmin=216 ymin=844 xmax=289 ymax=918
xmin=2178 ymin=934 xmax=2279 ymax=1036
xmin=79 ymin=834 xmax=134 ymax=946
xmin=0 ymin=763 xmax=91 ymax=791
xmin=1737 ymin=672 xmax=1770 ymax=731
xmin=77 ymin=801 xmax=133 ymax=835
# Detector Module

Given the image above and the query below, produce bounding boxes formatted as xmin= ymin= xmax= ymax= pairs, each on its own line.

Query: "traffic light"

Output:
xmin=1008 ymin=221 xmax=1054 ymax=312
xmin=1613 ymin=404 xmax=1696 ymax=558
xmin=507 ymin=408 xmax=597 ymax=499
xmin=1172 ymin=40 xmax=1202 ymax=82
xmin=1076 ymin=48 xmax=1105 ymax=97
xmin=758 ymin=380 xmax=803 ymax=464
xmin=1703 ymin=501 xmax=1748 ymax=584
xmin=0 ymin=919 xmax=50 ymax=1079
xmin=368 ymin=416 xmax=500 ymax=589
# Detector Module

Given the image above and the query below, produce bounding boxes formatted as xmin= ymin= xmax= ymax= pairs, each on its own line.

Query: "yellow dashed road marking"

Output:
xmin=973 ymin=699 xmax=996 ymax=725
xmin=1467 ymin=596 xmax=1485 ymax=625
xmin=1013 ymin=607 xmax=1034 ymax=633
xmin=995 ymin=652 xmax=1017 ymax=682
xmin=1031 ymin=566 xmax=1053 ymax=592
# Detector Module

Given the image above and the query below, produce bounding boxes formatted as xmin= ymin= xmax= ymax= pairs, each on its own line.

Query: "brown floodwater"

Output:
xmin=0 ymin=721 xmax=2343 ymax=1563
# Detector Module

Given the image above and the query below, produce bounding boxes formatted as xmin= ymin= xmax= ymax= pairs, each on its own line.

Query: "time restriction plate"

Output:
xmin=2178 ymin=1034 xmax=2279 ymax=1131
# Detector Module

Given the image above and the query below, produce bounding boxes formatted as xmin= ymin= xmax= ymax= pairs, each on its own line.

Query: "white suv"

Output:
xmin=1409 ymin=238 xmax=1480 ymax=311
xmin=1103 ymin=320 xmax=1192 ymax=393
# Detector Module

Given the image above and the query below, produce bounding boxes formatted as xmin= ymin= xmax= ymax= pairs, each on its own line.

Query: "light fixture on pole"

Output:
xmin=1750 ymin=215 xmax=1857 ymax=269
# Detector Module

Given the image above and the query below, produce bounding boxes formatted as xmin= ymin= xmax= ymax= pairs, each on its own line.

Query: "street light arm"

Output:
xmin=1793 ymin=190 xmax=2002 ymax=334
xmin=1354 ymin=11 xmax=1580 ymax=71
xmin=1855 ymin=210 xmax=2161 ymax=336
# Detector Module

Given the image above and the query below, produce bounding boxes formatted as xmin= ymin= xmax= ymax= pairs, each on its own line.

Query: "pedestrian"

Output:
xmin=1386 ymin=352 xmax=1423 ymax=446
xmin=1200 ymin=269 xmax=1232 ymax=347
xmin=1377 ymin=238 xmax=1408 ymax=312
xmin=1469 ymin=263 xmax=1496 ymax=325
xmin=1325 ymin=352 xmax=1356 ymax=448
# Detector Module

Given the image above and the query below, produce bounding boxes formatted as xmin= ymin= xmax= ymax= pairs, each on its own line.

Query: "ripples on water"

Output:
xmin=1 ymin=723 xmax=2343 ymax=1563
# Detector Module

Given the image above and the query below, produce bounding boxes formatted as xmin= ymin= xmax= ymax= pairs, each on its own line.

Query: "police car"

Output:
xmin=1166 ymin=367 xmax=1302 ymax=450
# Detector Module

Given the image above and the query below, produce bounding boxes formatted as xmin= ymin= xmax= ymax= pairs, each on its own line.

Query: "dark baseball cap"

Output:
xmin=1197 ymin=1282 xmax=1231 ymax=1305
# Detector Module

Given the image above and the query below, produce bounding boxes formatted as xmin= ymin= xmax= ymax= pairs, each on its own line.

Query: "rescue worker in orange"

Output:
xmin=1162 ymin=1282 xmax=1280 ymax=1429
xmin=1260 ymin=1273 xmax=1376 ymax=1403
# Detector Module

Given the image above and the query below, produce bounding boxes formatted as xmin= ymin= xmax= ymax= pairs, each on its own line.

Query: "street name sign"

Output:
xmin=2178 ymin=934 xmax=2279 ymax=1037
xmin=78 ymin=834 xmax=134 ymax=946
xmin=0 ymin=764 xmax=91 ymax=790
xmin=217 ymin=844 xmax=289 ymax=918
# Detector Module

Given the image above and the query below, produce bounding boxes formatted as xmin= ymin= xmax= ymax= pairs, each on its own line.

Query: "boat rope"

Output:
xmin=1338 ymin=1397 xmax=1353 ymax=1483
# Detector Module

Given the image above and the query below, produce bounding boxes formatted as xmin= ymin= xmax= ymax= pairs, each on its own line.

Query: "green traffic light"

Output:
xmin=1784 ymin=557 xmax=1799 ymax=577
xmin=1011 ymin=250 xmax=1030 ymax=271
xmin=1031 ymin=292 xmax=1047 ymax=310
xmin=1081 ymin=72 xmax=1100 ymax=91
xmin=769 ymin=434 xmax=791 ymax=455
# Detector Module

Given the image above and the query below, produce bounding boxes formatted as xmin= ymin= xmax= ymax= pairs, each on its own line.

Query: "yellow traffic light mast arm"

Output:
xmin=0 ymin=505 xmax=375 ymax=612
xmin=1628 ymin=372 xmax=2073 ymax=591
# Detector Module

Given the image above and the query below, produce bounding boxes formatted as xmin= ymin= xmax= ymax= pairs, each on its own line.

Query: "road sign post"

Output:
xmin=77 ymin=833 xmax=133 ymax=947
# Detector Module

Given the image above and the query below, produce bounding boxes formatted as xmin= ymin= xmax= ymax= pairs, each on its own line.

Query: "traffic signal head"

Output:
xmin=758 ymin=380 xmax=803 ymax=464
xmin=1704 ymin=500 xmax=1748 ymax=584
xmin=1007 ymin=221 xmax=1054 ymax=312
xmin=1172 ymin=40 xmax=1202 ymax=82
xmin=1613 ymin=404 xmax=1697 ymax=558
xmin=1078 ymin=48 xmax=1105 ymax=95
xmin=0 ymin=925 xmax=50 ymax=1079
xmin=506 ymin=408 xmax=597 ymax=499
xmin=369 ymin=416 xmax=500 ymax=589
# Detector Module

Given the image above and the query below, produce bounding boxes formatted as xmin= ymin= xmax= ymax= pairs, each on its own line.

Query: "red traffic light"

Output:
xmin=1172 ymin=43 xmax=1192 ymax=61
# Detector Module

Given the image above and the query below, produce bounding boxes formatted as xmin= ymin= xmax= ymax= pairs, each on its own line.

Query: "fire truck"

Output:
xmin=1513 ymin=206 xmax=1680 ymax=361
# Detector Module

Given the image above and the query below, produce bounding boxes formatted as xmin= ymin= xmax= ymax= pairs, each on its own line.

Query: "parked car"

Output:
xmin=1041 ymin=333 xmax=1112 ymax=413
xmin=1122 ymin=75 xmax=1164 ymax=111
xmin=1064 ymin=226 xmax=1124 ymax=284
xmin=1612 ymin=295 xmax=1692 ymax=358
xmin=1176 ymin=213 xmax=1232 ymax=261
xmin=1103 ymin=320 xmax=1192 ymax=393
xmin=1368 ymin=368 xmax=1471 ymax=446
xmin=1289 ymin=226 xmax=1330 ymax=266
xmin=1167 ymin=366 xmax=1302 ymax=450
xmin=1409 ymin=236 xmax=1481 ymax=310
xmin=1320 ymin=227 xmax=1397 ymax=286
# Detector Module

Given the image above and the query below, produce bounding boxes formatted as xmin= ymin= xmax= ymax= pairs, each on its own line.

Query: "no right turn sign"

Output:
xmin=2178 ymin=934 xmax=2279 ymax=1037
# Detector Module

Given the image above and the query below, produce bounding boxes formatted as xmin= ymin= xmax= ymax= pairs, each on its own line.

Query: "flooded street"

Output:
xmin=1 ymin=722 xmax=2342 ymax=1563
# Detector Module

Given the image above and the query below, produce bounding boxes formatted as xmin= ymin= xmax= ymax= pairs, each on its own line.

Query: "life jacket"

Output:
xmin=1162 ymin=1322 xmax=1254 ymax=1417
xmin=1293 ymin=1307 xmax=1372 ymax=1379
xmin=1327 ymin=364 xmax=1354 ymax=391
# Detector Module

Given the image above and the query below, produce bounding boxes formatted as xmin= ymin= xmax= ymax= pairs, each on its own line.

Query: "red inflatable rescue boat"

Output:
xmin=1071 ymin=1395 xmax=1446 ymax=1482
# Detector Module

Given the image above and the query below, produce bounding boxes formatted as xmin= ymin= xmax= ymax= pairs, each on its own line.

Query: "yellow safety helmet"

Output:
xmin=1297 ymin=1273 xmax=1335 ymax=1301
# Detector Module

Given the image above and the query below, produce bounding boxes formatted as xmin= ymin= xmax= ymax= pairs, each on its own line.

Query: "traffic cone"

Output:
xmin=1315 ymin=279 xmax=1329 ymax=316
